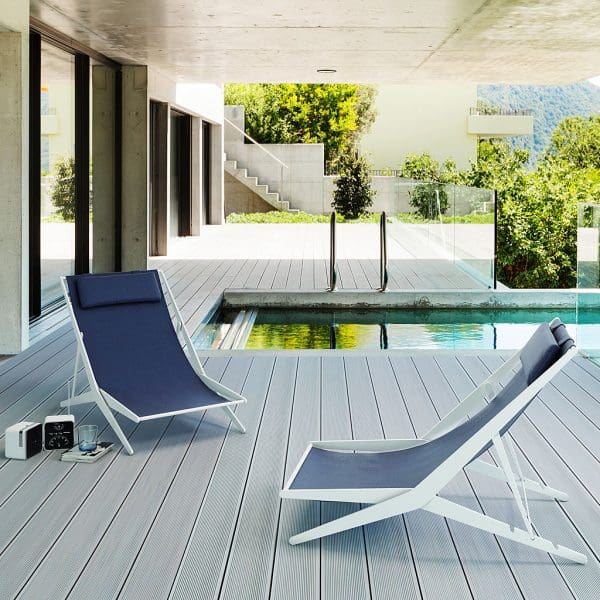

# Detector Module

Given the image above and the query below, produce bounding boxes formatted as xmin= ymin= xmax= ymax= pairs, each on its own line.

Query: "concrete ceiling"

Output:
xmin=31 ymin=0 xmax=600 ymax=84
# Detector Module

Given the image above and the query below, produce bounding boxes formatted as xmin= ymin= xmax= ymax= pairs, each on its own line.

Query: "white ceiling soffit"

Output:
xmin=31 ymin=0 xmax=600 ymax=84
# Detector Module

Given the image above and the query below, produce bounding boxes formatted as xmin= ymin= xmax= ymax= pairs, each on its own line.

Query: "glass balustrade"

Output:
xmin=577 ymin=203 xmax=600 ymax=363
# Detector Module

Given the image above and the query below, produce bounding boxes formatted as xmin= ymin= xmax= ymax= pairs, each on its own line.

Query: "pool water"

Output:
xmin=194 ymin=308 xmax=600 ymax=352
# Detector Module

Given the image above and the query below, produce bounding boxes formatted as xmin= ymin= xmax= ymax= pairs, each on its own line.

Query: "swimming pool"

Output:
xmin=193 ymin=307 xmax=600 ymax=352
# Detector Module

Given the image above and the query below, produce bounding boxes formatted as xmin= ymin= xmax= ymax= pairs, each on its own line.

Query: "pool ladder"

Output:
xmin=328 ymin=211 xmax=388 ymax=292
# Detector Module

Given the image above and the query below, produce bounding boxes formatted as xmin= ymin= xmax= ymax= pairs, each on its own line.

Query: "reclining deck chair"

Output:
xmin=61 ymin=269 xmax=246 ymax=455
xmin=281 ymin=319 xmax=587 ymax=564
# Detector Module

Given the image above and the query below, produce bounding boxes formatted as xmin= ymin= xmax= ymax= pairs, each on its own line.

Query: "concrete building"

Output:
xmin=1 ymin=0 xmax=600 ymax=354
xmin=361 ymin=85 xmax=534 ymax=172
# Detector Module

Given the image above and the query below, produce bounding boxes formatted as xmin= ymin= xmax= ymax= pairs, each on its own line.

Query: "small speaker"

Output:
xmin=44 ymin=415 xmax=75 ymax=450
xmin=5 ymin=422 xmax=43 ymax=460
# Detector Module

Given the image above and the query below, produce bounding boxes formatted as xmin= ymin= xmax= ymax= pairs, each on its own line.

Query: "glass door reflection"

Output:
xmin=40 ymin=42 xmax=75 ymax=307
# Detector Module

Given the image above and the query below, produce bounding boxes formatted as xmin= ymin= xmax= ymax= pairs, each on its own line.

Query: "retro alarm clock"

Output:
xmin=44 ymin=415 xmax=75 ymax=450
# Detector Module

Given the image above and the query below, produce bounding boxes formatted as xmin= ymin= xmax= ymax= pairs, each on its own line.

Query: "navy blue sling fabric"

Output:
xmin=291 ymin=321 xmax=572 ymax=491
xmin=67 ymin=270 xmax=228 ymax=418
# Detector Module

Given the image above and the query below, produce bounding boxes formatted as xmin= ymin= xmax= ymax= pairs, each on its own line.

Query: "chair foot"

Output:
xmin=222 ymin=405 xmax=246 ymax=433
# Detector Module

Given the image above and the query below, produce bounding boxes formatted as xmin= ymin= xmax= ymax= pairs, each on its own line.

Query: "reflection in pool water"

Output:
xmin=195 ymin=308 xmax=600 ymax=352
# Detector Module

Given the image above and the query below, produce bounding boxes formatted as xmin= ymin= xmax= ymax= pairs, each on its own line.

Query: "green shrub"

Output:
xmin=51 ymin=155 xmax=76 ymax=221
xmin=226 ymin=211 xmax=330 ymax=224
xmin=331 ymin=154 xmax=375 ymax=219
xmin=49 ymin=155 xmax=93 ymax=222
xmin=408 ymin=183 xmax=449 ymax=219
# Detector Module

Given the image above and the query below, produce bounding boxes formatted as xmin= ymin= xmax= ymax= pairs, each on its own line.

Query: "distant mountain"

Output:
xmin=478 ymin=81 xmax=600 ymax=165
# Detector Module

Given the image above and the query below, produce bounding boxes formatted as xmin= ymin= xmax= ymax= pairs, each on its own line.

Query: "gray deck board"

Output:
xmin=0 ymin=258 xmax=598 ymax=599
xmin=270 ymin=357 xmax=321 ymax=600
xmin=319 ymin=356 xmax=371 ymax=600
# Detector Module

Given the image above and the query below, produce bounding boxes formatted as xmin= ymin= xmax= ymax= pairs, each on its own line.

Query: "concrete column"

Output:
xmin=0 ymin=3 xmax=29 ymax=354
xmin=121 ymin=65 xmax=149 ymax=271
xmin=210 ymin=123 xmax=225 ymax=224
xmin=91 ymin=65 xmax=116 ymax=272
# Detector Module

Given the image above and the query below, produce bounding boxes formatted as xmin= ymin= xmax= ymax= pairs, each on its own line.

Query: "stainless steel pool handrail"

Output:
xmin=379 ymin=212 xmax=389 ymax=292
xmin=329 ymin=212 xmax=338 ymax=291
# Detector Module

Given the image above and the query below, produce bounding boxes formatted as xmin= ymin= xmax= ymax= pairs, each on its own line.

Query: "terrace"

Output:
xmin=1 ymin=228 xmax=600 ymax=600
xmin=2 ymin=2 xmax=600 ymax=599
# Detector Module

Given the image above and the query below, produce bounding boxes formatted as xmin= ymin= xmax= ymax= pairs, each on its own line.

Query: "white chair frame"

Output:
xmin=281 ymin=345 xmax=587 ymax=564
xmin=60 ymin=270 xmax=246 ymax=455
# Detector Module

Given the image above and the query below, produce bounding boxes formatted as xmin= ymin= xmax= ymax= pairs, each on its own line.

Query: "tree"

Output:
xmin=50 ymin=155 xmax=94 ymax=222
xmin=399 ymin=153 xmax=460 ymax=219
xmin=409 ymin=183 xmax=449 ymax=219
xmin=331 ymin=153 xmax=375 ymax=219
xmin=464 ymin=137 xmax=598 ymax=289
xmin=400 ymin=152 xmax=461 ymax=184
xmin=51 ymin=155 xmax=76 ymax=221
xmin=224 ymin=83 xmax=377 ymax=168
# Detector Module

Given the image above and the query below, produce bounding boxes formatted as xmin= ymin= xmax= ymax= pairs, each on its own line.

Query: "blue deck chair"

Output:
xmin=60 ymin=269 xmax=246 ymax=455
xmin=281 ymin=319 xmax=586 ymax=564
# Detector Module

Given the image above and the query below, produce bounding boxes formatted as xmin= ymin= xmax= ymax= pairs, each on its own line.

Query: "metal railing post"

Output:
xmin=379 ymin=211 xmax=388 ymax=292
xmin=329 ymin=211 xmax=337 ymax=291
xmin=493 ymin=190 xmax=498 ymax=290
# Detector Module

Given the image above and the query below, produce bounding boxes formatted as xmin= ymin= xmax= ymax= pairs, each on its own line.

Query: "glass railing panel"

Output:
xmin=452 ymin=184 xmax=496 ymax=288
xmin=577 ymin=203 xmax=600 ymax=363
xmin=387 ymin=181 xmax=494 ymax=290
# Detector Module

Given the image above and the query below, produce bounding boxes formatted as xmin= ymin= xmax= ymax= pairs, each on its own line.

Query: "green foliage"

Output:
xmin=224 ymin=83 xmax=377 ymax=168
xmin=226 ymin=211 xmax=381 ymax=224
xmin=543 ymin=114 xmax=600 ymax=172
xmin=49 ymin=155 xmax=94 ymax=222
xmin=331 ymin=154 xmax=375 ymax=219
xmin=478 ymin=81 xmax=600 ymax=164
xmin=467 ymin=133 xmax=600 ymax=288
xmin=402 ymin=123 xmax=600 ymax=289
xmin=51 ymin=155 xmax=76 ymax=222
xmin=400 ymin=152 xmax=461 ymax=184
xmin=226 ymin=211 xmax=330 ymax=224
xmin=409 ymin=183 xmax=449 ymax=219
xmin=396 ymin=212 xmax=494 ymax=225
xmin=399 ymin=153 xmax=461 ymax=220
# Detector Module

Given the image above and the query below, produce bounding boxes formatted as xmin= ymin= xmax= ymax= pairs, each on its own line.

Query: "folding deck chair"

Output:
xmin=281 ymin=319 xmax=587 ymax=564
xmin=61 ymin=269 xmax=246 ymax=455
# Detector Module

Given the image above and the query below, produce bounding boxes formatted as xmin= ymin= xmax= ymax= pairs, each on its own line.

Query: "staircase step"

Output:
xmin=224 ymin=156 xmax=294 ymax=212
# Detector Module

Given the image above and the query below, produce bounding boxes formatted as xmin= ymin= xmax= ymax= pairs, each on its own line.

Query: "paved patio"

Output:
xmin=0 ymin=240 xmax=598 ymax=599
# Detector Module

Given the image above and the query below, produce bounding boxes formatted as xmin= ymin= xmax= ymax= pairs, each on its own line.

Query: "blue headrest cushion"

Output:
xmin=550 ymin=319 xmax=575 ymax=354
xmin=76 ymin=271 xmax=162 ymax=308
xmin=520 ymin=322 xmax=561 ymax=384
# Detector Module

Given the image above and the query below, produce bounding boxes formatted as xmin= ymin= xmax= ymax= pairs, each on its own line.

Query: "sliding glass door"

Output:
xmin=40 ymin=41 xmax=76 ymax=309
xmin=30 ymin=31 xmax=98 ymax=318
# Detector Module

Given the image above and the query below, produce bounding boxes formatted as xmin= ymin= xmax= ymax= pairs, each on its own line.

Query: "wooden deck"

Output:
xmin=1 ymin=259 xmax=599 ymax=600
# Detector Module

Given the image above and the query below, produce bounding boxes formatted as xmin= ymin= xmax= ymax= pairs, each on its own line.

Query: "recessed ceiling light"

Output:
xmin=317 ymin=68 xmax=337 ymax=74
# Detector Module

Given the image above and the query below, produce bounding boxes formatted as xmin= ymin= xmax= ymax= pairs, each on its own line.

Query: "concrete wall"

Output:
xmin=360 ymin=84 xmax=478 ymax=171
xmin=224 ymin=105 xmax=325 ymax=213
xmin=0 ymin=3 xmax=29 ymax=354
xmin=224 ymin=102 xmax=487 ymax=216
xmin=224 ymin=172 xmax=273 ymax=216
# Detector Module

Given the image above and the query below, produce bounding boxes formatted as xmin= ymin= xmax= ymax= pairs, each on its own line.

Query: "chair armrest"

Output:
xmin=312 ymin=438 xmax=427 ymax=452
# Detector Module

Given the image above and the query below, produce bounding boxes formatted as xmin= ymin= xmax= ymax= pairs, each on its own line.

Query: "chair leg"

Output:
xmin=222 ymin=405 xmax=246 ymax=433
xmin=425 ymin=496 xmax=587 ymax=564
xmin=289 ymin=496 xmax=415 ymax=545
xmin=467 ymin=459 xmax=569 ymax=501
xmin=95 ymin=392 xmax=135 ymax=455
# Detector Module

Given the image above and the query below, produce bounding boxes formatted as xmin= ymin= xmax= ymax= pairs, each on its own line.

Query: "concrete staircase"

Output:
xmin=224 ymin=156 xmax=294 ymax=212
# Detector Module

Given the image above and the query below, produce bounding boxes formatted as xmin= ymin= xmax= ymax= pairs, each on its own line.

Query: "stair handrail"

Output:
xmin=224 ymin=117 xmax=289 ymax=170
